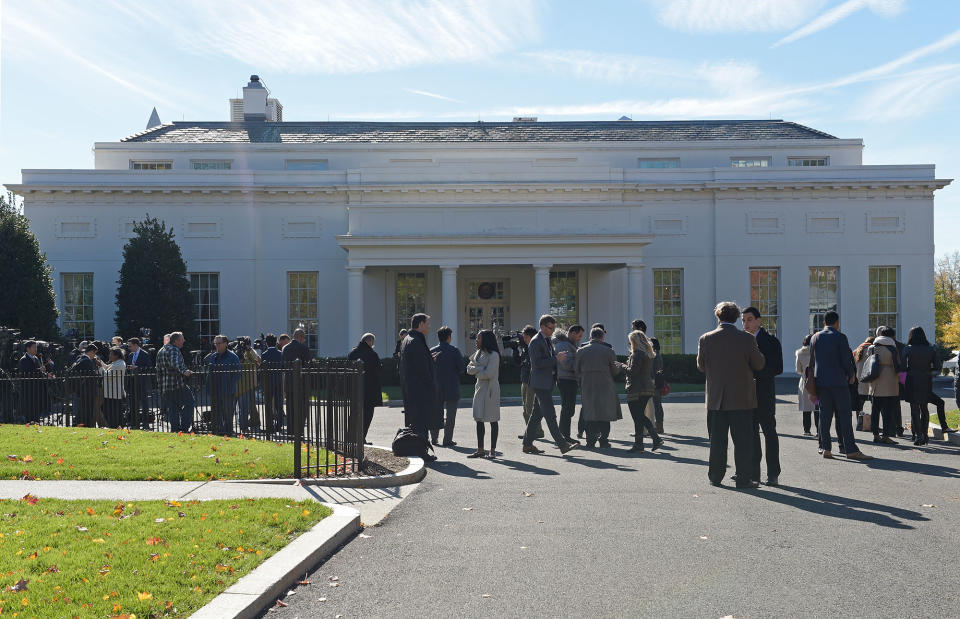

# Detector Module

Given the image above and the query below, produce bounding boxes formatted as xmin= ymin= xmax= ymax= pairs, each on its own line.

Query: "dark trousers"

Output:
xmin=363 ymin=402 xmax=377 ymax=440
xmin=653 ymin=396 xmax=664 ymax=425
xmin=585 ymin=420 xmax=610 ymax=443
xmin=127 ymin=378 xmax=151 ymax=429
xmin=803 ymin=409 xmax=815 ymax=433
xmin=103 ymin=398 xmax=123 ymax=428
xmin=523 ymin=388 xmax=567 ymax=448
xmin=708 ymin=410 xmax=753 ymax=486
xmin=751 ymin=407 xmax=781 ymax=481
xmin=164 ymin=387 xmax=194 ymax=433
xmin=440 ymin=400 xmax=458 ymax=444
xmin=818 ymin=387 xmax=858 ymax=454
xmin=211 ymin=393 xmax=237 ymax=435
xmin=628 ymin=397 xmax=660 ymax=446
xmin=263 ymin=383 xmax=284 ymax=433
xmin=872 ymin=396 xmax=898 ymax=439
xmin=929 ymin=393 xmax=949 ymax=431
xmin=557 ymin=378 xmax=578 ymax=439
xmin=909 ymin=401 xmax=930 ymax=440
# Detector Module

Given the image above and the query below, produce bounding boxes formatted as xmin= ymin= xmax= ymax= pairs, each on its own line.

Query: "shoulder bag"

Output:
xmin=857 ymin=346 xmax=881 ymax=383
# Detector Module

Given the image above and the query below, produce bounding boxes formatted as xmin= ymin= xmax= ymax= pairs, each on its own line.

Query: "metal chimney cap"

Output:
xmin=247 ymin=75 xmax=264 ymax=88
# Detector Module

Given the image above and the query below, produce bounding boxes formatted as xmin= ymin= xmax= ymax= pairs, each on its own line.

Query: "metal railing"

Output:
xmin=0 ymin=359 xmax=365 ymax=477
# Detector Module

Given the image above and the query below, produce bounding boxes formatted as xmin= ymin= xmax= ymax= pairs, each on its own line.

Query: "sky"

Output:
xmin=1 ymin=0 xmax=958 ymax=254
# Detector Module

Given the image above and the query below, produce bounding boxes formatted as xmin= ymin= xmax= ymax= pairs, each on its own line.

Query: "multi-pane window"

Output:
xmin=638 ymin=158 xmax=680 ymax=169
xmin=189 ymin=273 xmax=220 ymax=351
xmin=191 ymin=160 xmax=232 ymax=170
xmin=288 ymin=272 xmax=319 ymax=352
xmin=62 ymin=273 xmax=94 ymax=340
xmin=653 ymin=269 xmax=683 ymax=354
xmin=396 ymin=272 xmax=426 ymax=337
xmin=809 ymin=267 xmax=839 ymax=333
xmin=549 ymin=271 xmax=579 ymax=328
xmin=868 ymin=266 xmax=899 ymax=334
xmin=285 ymin=159 xmax=329 ymax=170
xmin=749 ymin=268 xmax=781 ymax=338
xmin=130 ymin=161 xmax=172 ymax=170
xmin=731 ymin=158 xmax=770 ymax=168
xmin=788 ymin=157 xmax=828 ymax=167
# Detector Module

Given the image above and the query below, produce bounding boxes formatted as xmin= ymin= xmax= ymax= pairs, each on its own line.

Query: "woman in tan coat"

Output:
xmin=623 ymin=330 xmax=664 ymax=453
xmin=466 ymin=330 xmax=501 ymax=459
xmin=867 ymin=327 xmax=900 ymax=443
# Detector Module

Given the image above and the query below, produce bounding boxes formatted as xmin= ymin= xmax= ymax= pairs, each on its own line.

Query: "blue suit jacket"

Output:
xmin=527 ymin=331 xmax=558 ymax=391
xmin=810 ymin=326 xmax=855 ymax=388
xmin=431 ymin=341 xmax=467 ymax=402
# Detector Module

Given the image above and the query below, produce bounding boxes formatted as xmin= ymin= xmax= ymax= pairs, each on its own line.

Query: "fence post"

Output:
xmin=352 ymin=363 xmax=365 ymax=463
xmin=292 ymin=359 xmax=302 ymax=478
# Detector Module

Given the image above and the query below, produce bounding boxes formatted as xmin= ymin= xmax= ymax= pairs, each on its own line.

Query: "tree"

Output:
xmin=114 ymin=215 xmax=198 ymax=349
xmin=0 ymin=192 xmax=60 ymax=339
xmin=935 ymin=251 xmax=960 ymax=344
xmin=942 ymin=305 xmax=960 ymax=351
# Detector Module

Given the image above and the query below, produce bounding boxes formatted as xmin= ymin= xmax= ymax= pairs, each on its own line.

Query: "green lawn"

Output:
xmin=943 ymin=408 xmax=960 ymax=429
xmin=381 ymin=382 xmax=704 ymax=401
xmin=0 ymin=497 xmax=328 ymax=618
xmin=0 ymin=425 xmax=315 ymax=481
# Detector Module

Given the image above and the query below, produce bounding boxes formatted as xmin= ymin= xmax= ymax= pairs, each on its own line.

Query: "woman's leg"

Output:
xmin=871 ymin=397 xmax=882 ymax=438
xmin=909 ymin=402 xmax=921 ymax=442
xmin=814 ymin=407 xmax=820 ymax=437
xmin=469 ymin=421 xmax=485 ymax=457
xmin=490 ymin=422 xmax=499 ymax=453
xmin=803 ymin=411 xmax=812 ymax=434
xmin=919 ymin=402 xmax=930 ymax=444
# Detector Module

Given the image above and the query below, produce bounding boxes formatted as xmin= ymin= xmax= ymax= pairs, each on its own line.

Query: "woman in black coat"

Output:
xmin=903 ymin=326 xmax=938 ymax=446
xmin=348 ymin=333 xmax=383 ymax=443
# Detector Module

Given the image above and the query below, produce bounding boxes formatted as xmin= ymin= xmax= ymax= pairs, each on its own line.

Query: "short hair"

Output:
xmin=127 ymin=337 xmax=141 ymax=346
xmin=25 ymin=340 xmax=37 ymax=351
xmin=361 ymin=332 xmax=376 ymax=346
xmin=590 ymin=327 xmax=606 ymax=339
xmin=591 ymin=323 xmax=606 ymax=332
xmin=214 ymin=334 xmax=228 ymax=344
xmin=522 ymin=325 xmax=538 ymax=337
xmin=265 ymin=333 xmax=278 ymax=347
xmin=411 ymin=313 xmax=429 ymax=330
xmin=169 ymin=332 xmax=184 ymax=344
xmin=878 ymin=326 xmax=895 ymax=338
xmin=109 ymin=347 xmax=123 ymax=360
xmin=802 ymin=334 xmax=812 ymax=347
xmin=293 ymin=328 xmax=306 ymax=339
xmin=824 ymin=311 xmax=839 ymax=326
xmin=437 ymin=326 xmax=453 ymax=342
xmin=399 ymin=329 xmax=409 ymax=338
xmin=742 ymin=306 xmax=761 ymax=319
xmin=568 ymin=324 xmax=585 ymax=335
xmin=714 ymin=301 xmax=740 ymax=324
xmin=84 ymin=344 xmax=99 ymax=353
xmin=279 ymin=333 xmax=290 ymax=342
xmin=632 ymin=319 xmax=647 ymax=333
xmin=539 ymin=314 xmax=557 ymax=327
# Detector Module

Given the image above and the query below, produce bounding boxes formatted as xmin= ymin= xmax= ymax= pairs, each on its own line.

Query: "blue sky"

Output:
xmin=1 ymin=0 xmax=958 ymax=253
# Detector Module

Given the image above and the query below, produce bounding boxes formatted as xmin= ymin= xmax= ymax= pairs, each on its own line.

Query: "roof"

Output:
xmin=120 ymin=119 xmax=837 ymax=144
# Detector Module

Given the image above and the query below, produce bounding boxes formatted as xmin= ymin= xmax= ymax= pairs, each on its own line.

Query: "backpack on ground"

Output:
xmin=392 ymin=427 xmax=434 ymax=460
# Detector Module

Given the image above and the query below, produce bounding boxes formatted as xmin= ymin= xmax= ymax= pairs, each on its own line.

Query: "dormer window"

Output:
xmin=191 ymin=159 xmax=232 ymax=170
xmin=788 ymin=157 xmax=828 ymax=167
xmin=130 ymin=160 xmax=172 ymax=170
xmin=731 ymin=158 xmax=770 ymax=168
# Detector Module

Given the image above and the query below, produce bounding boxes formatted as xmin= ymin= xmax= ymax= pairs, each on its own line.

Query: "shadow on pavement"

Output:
xmin=751 ymin=484 xmax=929 ymax=529
xmin=864 ymin=458 xmax=960 ymax=478
xmin=488 ymin=457 xmax=560 ymax=476
xmin=427 ymin=460 xmax=492 ymax=480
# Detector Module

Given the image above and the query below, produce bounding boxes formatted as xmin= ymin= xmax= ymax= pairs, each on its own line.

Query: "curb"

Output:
xmin=191 ymin=502 xmax=361 ymax=619
xmin=385 ymin=392 xmax=705 ymax=407
xmin=949 ymin=431 xmax=960 ymax=446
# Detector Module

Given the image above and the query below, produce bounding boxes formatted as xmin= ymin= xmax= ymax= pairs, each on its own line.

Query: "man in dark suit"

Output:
xmin=742 ymin=307 xmax=783 ymax=486
xmin=399 ymin=314 xmax=438 ymax=454
xmin=521 ymin=314 xmax=578 ymax=456
xmin=17 ymin=341 xmax=44 ymax=423
xmin=431 ymin=326 xmax=467 ymax=447
xmin=260 ymin=333 xmax=284 ymax=434
xmin=697 ymin=302 xmax=765 ymax=489
xmin=125 ymin=337 xmax=154 ymax=429
xmin=71 ymin=344 xmax=100 ymax=427
xmin=282 ymin=328 xmax=313 ymax=435
xmin=809 ymin=311 xmax=873 ymax=460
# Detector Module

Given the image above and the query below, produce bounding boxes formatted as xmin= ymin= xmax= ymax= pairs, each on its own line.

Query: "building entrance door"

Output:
xmin=464 ymin=280 xmax=509 ymax=342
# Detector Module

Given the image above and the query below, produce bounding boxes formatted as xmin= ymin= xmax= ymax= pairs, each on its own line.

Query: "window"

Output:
xmin=130 ymin=161 xmax=172 ymax=170
xmin=731 ymin=158 xmax=770 ymax=168
xmin=288 ymin=272 xmax=319 ymax=352
xmin=788 ymin=157 xmax=828 ymax=167
xmin=549 ymin=271 xmax=579 ymax=328
xmin=191 ymin=160 xmax=232 ymax=170
xmin=189 ymin=273 xmax=220 ymax=351
xmin=285 ymin=159 xmax=329 ymax=171
xmin=809 ymin=267 xmax=838 ymax=333
xmin=653 ymin=269 xmax=683 ymax=354
xmin=62 ymin=273 xmax=94 ymax=340
xmin=638 ymin=158 xmax=680 ymax=169
xmin=749 ymin=268 xmax=780 ymax=338
xmin=868 ymin=266 xmax=899 ymax=334
xmin=395 ymin=272 xmax=426 ymax=337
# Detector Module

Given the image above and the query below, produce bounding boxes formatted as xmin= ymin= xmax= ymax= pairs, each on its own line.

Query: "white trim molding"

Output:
xmin=55 ymin=216 xmax=97 ymax=238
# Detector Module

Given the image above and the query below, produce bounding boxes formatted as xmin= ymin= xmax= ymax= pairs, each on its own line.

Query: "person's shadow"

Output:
xmin=488 ymin=457 xmax=560 ymax=476
xmin=749 ymin=484 xmax=929 ymax=529
xmin=427 ymin=460 xmax=492 ymax=480
xmin=864 ymin=457 xmax=960 ymax=479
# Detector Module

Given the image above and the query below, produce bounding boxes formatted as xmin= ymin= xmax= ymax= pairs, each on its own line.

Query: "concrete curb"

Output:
xmin=385 ymin=392 xmax=704 ymax=407
xmin=949 ymin=431 xmax=960 ymax=446
xmin=191 ymin=502 xmax=361 ymax=619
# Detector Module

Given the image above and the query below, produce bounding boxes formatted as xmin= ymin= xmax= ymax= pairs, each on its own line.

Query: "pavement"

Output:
xmin=268 ymin=387 xmax=960 ymax=619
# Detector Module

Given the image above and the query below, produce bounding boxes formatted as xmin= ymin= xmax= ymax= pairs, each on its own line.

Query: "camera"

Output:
xmin=228 ymin=336 xmax=252 ymax=356
xmin=500 ymin=330 xmax=526 ymax=351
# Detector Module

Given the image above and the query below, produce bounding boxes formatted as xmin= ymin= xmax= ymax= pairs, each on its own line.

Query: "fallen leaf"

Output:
xmin=6 ymin=455 xmax=17 ymax=461
xmin=329 ymin=582 xmax=340 ymax=588
xmin=86 ymin=507 xmax=96 ymax=516
xmin=462 ymin=507 xmax=474 ymax=511
xmin=328 ymin=576 xmax=339 ymax=582
xmin=298 ymin=580 xmax=312 ymax=585
xmin=20 ymin=494 xmax=39 ymax=506
xmin=482 ymin=593 xmax=492 ymax=598
xmin=317 ymin=596 xmax=327 ymax=602
xmin=92 ymin=538 xmax=106 ymax=543
xmin=922 ymin=504 xmax=936 ymax=508
xmin=137 ymin=591 xmax=153 ymax=601
xmin=275 ymin=599 xmax=288 ymax=607
xmin=145 ymin=537 xmax=163 ymax=545
xmin=22 ymin=455 xmax=33 ymax=463
xmin=522 ymin=492 xmax=535 ymax=497
xmin=699 ymin=536 xmax=708 ymax=540
xmin=76 ymin=526 xmax=88 ymax=532
xmin=358 ymin=533 xmax=371 ymax=539
xmin=7 ymin=579 xmax=28 ymax=592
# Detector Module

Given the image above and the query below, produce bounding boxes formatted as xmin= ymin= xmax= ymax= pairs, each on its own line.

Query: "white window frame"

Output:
xmin=868 ymin=266 xmax=900 ymax=335
xmin=788 ymin=157 xmax=829 ymax=167
xmin=549 ymin=270 xmax=579 ymax=328
xmin=395 ymin=272 xmax=427 ymax=337
xmin=749 ymin=267 xmax=781 ymax=338
xmin=62 ymin=273 xmax=94 ymax=340
xmin=653 ymin=268 xmax=684 ymax=354
xmin=808 ymin=266 xmax=839 ymax=333
xmin=288 ymin=271 xmax=320 ymax=352
xmin=130 ymin=160 xmax=172 ymax=170
xmin=189 ymin=272 xmax=221 ymax=351
xmin=190 ymin=159 xmax=233 ymax=170
xmin=638 ymin=158 xmax=680 ymax=169
xmin=731 ymin=157 xmax=770 ymax=168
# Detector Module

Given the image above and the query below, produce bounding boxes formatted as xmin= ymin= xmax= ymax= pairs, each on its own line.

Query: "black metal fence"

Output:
xmin=0 ymin=359 xmax=365 ymax=477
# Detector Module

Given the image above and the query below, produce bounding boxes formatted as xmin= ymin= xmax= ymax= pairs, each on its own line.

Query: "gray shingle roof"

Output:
xmin=121 ymin=119 xmax=837 ymax=144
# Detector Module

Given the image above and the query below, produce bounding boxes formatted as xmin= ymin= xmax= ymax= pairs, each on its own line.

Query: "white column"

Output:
xmin=440 ymin=265 xmax=459 ymax=346
xmin=533 ymin=264 xmax=553 ymax=320
xmin=346 ymin=265 xmax=364 ymax=351
xmin=627 ymin=263 xmax=645 ymax=327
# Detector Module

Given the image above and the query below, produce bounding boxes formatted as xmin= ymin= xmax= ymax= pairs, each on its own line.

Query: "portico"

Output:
xmin=336 ymin=233 xmax=652 ymax=350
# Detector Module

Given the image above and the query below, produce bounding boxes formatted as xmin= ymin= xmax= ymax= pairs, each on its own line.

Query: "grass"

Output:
xmin=942 ymin=408 xmax=960 ymax=429
xmin=0 ymin=425 xmax=326 ymax=481
xmin=0 ymin=496 xmax=329 ymax=618
xmin=381 ymin=382 xmax=704 ymax=401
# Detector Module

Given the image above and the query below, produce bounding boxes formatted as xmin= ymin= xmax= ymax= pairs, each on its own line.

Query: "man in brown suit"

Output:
xmin=697 ymin=301 xmax=766 ymax=489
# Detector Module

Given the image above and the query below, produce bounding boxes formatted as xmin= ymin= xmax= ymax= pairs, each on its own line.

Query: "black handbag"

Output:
xmin=858 ymin=346 xmax=881 ymax=383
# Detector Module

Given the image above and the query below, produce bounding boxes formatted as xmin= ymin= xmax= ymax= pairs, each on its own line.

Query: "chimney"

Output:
xmin=242 ymin=75 xmax=268 ymax=121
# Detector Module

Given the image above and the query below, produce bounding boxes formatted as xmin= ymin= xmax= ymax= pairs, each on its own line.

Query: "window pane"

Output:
xmin=653 ymin=268 xmax=683 ymax=354
xmin=749 ymin=268 xmax=780 ymax=338
xmin=288 ymin=271 xmax=319 ymax=352
xmin=189 ymin=272 xmax=220 ymax=351
xmin=808 ymin=266 xmax=839 ymax=333
xmin=62 ymin=273 xmax=94 ymax=340
xmin=868 ymin=266 xmax=899 ymax=337
xmin=396 ymin=272 xmax=426 ymax=337
xmin=549 ymin=270 xmax=579 ymax=328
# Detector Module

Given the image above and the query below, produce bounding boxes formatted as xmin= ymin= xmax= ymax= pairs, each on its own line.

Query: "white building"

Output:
xmin=8 ymin=78 xmax=952 ymax=370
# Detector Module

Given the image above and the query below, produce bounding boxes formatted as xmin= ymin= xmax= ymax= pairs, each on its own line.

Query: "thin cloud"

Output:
xmin=654 ymin=0 xmax=823 ymax=33
xmin=403 ymin=89 xmax=464 ymax=103
xmin=773 ymin=0 xmax=905 ymax=47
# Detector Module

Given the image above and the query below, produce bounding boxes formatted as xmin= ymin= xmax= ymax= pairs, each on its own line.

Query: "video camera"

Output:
xmin=500 ymin=330 xmax=527 ymax=351
xmin=228 ymin=335 xmax=252 ymax=356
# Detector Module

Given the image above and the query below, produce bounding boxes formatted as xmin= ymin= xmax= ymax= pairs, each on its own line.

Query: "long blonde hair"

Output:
xmin=628 ymin=330 xmax=653 ymax=356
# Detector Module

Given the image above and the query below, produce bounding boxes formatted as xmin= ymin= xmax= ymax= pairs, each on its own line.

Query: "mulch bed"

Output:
xmin=359 ymin=447 xmax=409 ymax=476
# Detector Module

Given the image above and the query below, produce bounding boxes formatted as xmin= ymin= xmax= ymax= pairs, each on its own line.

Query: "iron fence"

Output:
xmin=0 ymin=359 xmax=365 ymax=477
